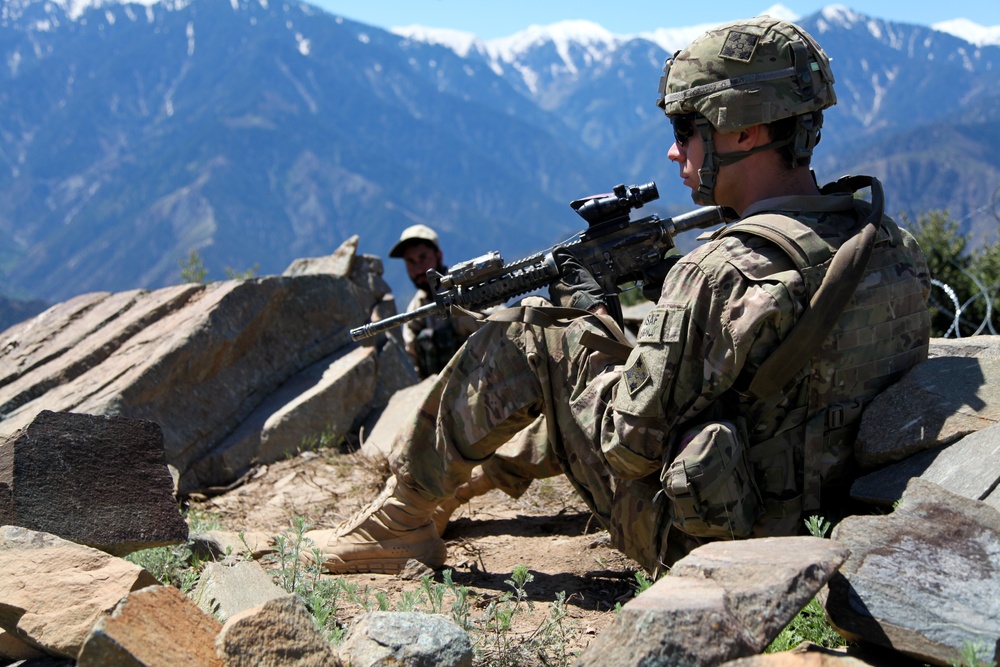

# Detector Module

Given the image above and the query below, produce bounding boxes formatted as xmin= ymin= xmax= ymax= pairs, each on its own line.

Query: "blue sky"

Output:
xmin=307 ymin=1 xmax=1000 ymax=39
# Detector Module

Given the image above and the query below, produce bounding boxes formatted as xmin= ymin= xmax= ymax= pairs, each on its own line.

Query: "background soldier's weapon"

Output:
xmin=350 ymin=182 xmax=731 ymax=341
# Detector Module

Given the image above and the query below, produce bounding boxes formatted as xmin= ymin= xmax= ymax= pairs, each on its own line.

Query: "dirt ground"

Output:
xmin=187 ymin=446 xmax=644 ymax=663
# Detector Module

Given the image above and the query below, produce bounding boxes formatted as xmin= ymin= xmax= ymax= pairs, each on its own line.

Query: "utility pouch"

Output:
xmin=660 ymin=420 xmax=761 ymax=539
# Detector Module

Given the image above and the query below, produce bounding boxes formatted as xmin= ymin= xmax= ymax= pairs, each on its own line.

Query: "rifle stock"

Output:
xmin=351 ymin=182 xmax=730 ymax=342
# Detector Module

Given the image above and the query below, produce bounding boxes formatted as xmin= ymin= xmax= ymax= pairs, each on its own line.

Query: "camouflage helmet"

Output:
xmin=657 ymin=16 xmax=836 ymax=132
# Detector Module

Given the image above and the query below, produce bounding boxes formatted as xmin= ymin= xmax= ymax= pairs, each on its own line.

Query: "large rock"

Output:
xmin=338 ymin=612 xmax=472 ymax=667
xmin=191 ymin=561 xmax=288 ymax=622
xmin=0 ymin=270 xmax=370 ymax=492
xmin=0 ymin=411 xmax=187 ymax=555
xmin=192 ymin=345 xmax=378 ymax=485
xmin=577 ymin=536 xmax=848 ymax=667
xmin=77 ymin=585 xmax=222 ymax=667
xmin=0 ymin=526 xmax=159 ymax=659
xmin=215 ymin=595 xmax=341 ymax=667
xmin=852 ymin=423 xmax=1000 ymax=509
xmin=855 ymin=338 xmax=1000 ymax=468
xmin=0 ymin=287 xmax=200 ymax=419
xmin=360 ymin=376 xmax=435 ymax=461
xmin=822 ymin=478 xmax=1000 ymax=666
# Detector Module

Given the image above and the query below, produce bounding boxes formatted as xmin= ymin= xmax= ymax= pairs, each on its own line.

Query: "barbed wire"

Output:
xmin=930 ymin=263 xmax=999 ymax=338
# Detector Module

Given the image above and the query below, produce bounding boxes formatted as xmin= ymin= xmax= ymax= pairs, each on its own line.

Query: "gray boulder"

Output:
xmin=852 ymin=423 xmax=1000 ymax=509
xmin=338 ymin=612 xmax=472 ymax=667
xmin=191 ymin=561 xmax=288 ymax=622
xmin=822 ymin=478 xmax=1000 ymax=666
xmin=855 ymin=337 xmax=1000 ymax=468
xmin=0 ymin=410 xmax=187 ymax=556
xmin=577 ymin=536 xmax=848 ymax=667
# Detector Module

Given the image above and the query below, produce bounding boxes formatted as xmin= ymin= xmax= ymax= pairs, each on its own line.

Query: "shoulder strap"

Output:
xmin=485 ymin=304 xmax=634 ymax=361
xmin=721 ymin=176 xmax=884 ymax=399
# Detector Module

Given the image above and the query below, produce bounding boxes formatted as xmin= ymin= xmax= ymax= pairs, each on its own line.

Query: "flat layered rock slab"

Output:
xmin=855 ymin=344 xmax=1000 ymax=469
xmin=852 ymin=424 xmax=1000 ymax=507
xmin=577 ymin=536 xmax=848 ymax=667
xmin=0 ymin=410 xmax=187 ymax=556
xmin=822 ymin=478 xmax=1000 ymax=666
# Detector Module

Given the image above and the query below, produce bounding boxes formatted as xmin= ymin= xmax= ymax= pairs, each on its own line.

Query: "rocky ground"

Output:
xmin=187 ymin=445 xmax=644 ymax=662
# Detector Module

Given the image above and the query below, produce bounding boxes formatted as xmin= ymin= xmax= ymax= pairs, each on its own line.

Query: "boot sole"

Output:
xmin=321 ymin=542 xmax=448 ymax=575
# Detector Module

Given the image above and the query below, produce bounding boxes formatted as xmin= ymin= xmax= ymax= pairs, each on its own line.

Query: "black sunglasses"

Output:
xmin=670 ymin=112 xmax=701 ymax=147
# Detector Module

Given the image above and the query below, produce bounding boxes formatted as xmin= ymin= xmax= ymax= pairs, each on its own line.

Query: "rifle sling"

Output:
xmin=485 ymin=305 xmax=634 ymax=361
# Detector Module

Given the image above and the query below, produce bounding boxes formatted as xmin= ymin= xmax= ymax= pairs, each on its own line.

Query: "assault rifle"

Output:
xmin=350 ymin=182 xmax=731 ymax=341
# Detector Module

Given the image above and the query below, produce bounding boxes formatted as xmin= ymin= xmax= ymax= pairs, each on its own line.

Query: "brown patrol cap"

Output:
xmin=389 ymin=224 xmax=440 ymax=258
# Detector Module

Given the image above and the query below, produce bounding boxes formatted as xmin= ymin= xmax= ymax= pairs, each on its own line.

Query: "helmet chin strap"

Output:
xmin=692 ymin=118 xmax=796 ymax=206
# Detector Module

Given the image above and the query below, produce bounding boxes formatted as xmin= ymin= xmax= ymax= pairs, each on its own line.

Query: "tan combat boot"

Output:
xmin=305 ymin=476 xmax=446 ymax=575
xmin=431 ymin=465 xmax=497 ymax=537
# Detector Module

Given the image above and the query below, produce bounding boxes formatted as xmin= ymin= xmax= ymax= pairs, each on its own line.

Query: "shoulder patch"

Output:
xmin=720 ymin=30 xmax=759 ymax=63
xmin=637 ymin=308 xmax=666 ymax=343
xmin=622 ymin=353 xmax=651 ymax=397
xmin=637 ymin=305 xmax=686 ymax=344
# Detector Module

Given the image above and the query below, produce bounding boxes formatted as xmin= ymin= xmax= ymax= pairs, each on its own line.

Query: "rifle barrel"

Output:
xmin=350 ymin=302 xmax=442 ymax=341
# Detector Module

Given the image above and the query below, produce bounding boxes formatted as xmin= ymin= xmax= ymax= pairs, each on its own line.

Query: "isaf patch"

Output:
xmin=637 ymin=309 xmax=666 ymax=343
xmin=720 ymin=30 xmax=759 ymax=62
xmin=623 ymin=353 xmax=651 ymax=397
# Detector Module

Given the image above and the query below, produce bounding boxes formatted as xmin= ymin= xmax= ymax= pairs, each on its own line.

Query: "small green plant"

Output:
xmin=421 ymin=574 xmax=446 ymax=614
xmin=268 ymin=516 xmax=314 ymax=596
xmin=179 ymin=249 xmax=209 ymax=283
xmin=125 ymin=542 xmax=201 ymax=592
xmin=633 ymin=570 xmax=654 ymax=595
xmin=949 ymin=641 xmax=997 ymax=667
xmin=473 ymin=565 xmax=577 ymax=666
xmin=225 ymin=263 xmax=260 ymax=280
xmin=765 ymin=597 xmax=845 ymax=653
xmin=442 ymin=569 xmax=472 ymax=631
xmin=804 ymin=514 xmax=832 ymax=539
xmin=124 ymin=508 xmax=225 ymax=592
xmin=305 ymin=578 xmax=344 ymax=643
xmin=296 ymin=424 xmax=343 ymax=456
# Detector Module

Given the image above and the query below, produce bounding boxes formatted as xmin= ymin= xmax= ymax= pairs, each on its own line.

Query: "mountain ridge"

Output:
xmin=1 ymin=0 xmax=998 ymax=309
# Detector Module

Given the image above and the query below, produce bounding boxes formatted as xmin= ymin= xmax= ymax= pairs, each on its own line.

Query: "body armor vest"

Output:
xmin=719 ymin=195 xmax=930 ymax=529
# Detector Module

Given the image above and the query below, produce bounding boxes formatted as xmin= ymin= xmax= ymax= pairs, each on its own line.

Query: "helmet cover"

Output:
xmin=657 ymin=16 xmax=836 ymax=133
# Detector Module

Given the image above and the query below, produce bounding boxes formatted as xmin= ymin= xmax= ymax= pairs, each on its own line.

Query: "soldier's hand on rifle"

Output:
xmin=549 ymin=247 xmax=606 ymax=313
xmin=639 ymin=248 xmax=682 ymax=303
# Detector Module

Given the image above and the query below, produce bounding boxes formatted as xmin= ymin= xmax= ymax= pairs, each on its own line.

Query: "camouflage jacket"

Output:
xmin=599 ymin=189 xmax=931 ymax=525
xmin=403 ymin=289 xmax=483 ymax=378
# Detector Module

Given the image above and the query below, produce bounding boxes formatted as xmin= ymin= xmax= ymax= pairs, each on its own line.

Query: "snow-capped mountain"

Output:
xmin=1 ymin=0 xmax=999 ymax=307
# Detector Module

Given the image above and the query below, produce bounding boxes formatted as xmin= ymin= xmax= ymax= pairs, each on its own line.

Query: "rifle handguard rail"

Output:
xmin=350 ymin=182 xmax=730 ymax=342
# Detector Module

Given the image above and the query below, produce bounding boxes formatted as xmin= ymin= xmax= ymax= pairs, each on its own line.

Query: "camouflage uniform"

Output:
xmin=401 ymin=287 xmax=480 ymax=379
xmin=313 ymin=17 xmax=931 ymax=578
xmin=389 ymin=190 xmax=931 ymax=573
xmin=402 ymin=286 xmax=563 ymax=500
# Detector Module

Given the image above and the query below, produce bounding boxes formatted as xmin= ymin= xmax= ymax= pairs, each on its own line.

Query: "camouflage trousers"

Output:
xmin=480 ymin=414 xmax=561 ymax=499
xmin=388 ymin=308 xmax=697 ymax=573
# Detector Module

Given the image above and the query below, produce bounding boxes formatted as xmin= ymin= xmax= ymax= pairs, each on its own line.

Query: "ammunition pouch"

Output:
xmin=661 ymin=419 xmax=762 ymax=539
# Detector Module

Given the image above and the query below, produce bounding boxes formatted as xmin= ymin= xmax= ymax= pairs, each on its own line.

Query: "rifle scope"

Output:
xmin=570 ymin=182 xmax=659 ymax=226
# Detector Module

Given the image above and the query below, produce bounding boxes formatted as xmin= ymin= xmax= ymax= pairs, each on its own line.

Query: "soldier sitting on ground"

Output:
xmin=312 ymin=17 xmax=932 ymax=575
